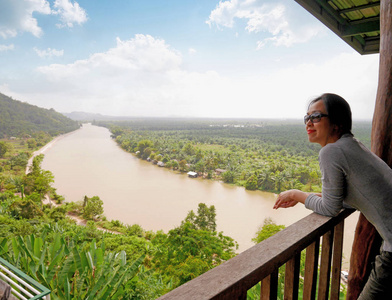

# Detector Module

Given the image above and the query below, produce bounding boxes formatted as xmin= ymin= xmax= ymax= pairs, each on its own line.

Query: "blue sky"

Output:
xmin=0 ymin=0 xmax=379 ymax=120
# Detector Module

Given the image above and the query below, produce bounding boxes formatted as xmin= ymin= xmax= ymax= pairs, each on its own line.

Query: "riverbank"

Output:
xmin=39 ymin=124 xmax=359 ymax=271
xmin=25 ymin=127 xmax=82 ymax=174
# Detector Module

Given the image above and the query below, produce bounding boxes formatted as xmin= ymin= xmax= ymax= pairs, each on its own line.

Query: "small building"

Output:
xmin=157 ymin=161 xmax=165 ymax=167
xmin=215 ymin=169 xmax=227 ymax=175
xmin=187 ymin=171 xmax=198 ymax=178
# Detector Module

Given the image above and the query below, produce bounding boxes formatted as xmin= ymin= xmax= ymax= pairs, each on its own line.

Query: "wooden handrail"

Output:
xmin=158 ymin=209 xmax=355 ymax=300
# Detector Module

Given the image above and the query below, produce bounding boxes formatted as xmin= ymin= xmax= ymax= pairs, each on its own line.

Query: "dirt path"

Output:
xmin=44 ymin=196 xmax=120 ymax=234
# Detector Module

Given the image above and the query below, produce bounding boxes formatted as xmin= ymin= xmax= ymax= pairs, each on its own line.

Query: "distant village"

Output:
xmin=139 ymin=152 xmax=226 ymax=179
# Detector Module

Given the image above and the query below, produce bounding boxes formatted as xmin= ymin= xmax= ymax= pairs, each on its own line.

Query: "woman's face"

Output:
xmin=306 ymin=100 xmax=339 ymax=147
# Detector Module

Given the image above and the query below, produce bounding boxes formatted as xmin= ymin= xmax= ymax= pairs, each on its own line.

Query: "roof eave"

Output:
xmin=294 ymin=0 xmax=380 ymax=55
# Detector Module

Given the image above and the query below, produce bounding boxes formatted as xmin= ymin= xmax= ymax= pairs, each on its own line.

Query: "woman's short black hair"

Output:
xmin=309 ymin=93 xmax=353 ymax=136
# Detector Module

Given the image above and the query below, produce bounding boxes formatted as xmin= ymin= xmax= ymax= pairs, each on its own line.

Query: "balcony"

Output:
xmin=0 ymin=257 xmax=51 ymax=300
xmin=158 ymin=208 xmax=355 ymax=300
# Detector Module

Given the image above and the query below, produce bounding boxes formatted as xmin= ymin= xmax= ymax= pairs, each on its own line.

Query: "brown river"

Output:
xmin=41 ymin=123 xmax=358 ymax=268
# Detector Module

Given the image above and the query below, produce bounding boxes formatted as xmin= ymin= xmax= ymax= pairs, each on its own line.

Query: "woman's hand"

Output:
xmin=273 ymin=189 xmax=309 ymax=209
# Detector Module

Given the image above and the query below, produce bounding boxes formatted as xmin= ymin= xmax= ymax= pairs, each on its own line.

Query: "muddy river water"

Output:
xmin=41 ymin=123 xmax=359 ymax=268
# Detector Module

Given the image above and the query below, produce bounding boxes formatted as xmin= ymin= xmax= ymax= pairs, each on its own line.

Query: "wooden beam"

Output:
xmin=341 ymin=20 xmax=380 ymax=37
xmin=349 ymin=16 xmax=380 ymax=25
xmin=338 ymin=2 xmax=380 ymax=14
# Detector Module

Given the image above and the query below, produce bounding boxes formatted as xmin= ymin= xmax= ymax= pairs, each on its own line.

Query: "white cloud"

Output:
xmin=53 ymin=0 xmax=88 ymax=28
xmin=0 ymin=0 xmax=51 ymax=38
xmin=5 ymin=34 xmax=378 ymax=120
xmin=34 ymin=47 xmax=64 ymax=58
xmin=0 ymin=0 xmax=87 ymax=39
xmin=207 ymin=0 xmax=322 ymax=48
xmin=188 ymin=48 xmax=197 ymax=55
xmin=0 ymin=44 xmax=14 ymax=51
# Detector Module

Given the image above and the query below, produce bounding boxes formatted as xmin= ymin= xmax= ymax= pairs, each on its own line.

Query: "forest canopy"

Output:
xmin=96 ymin=118 xmax=371 ymax=194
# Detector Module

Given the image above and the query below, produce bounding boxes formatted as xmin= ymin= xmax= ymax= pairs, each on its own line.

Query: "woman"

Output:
xmin=273 ymin=93 xmax=392 ymax=299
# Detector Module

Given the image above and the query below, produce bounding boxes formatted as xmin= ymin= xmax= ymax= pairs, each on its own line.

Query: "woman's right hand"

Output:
xmin=273 ymin=189 xmax=309 ymax=209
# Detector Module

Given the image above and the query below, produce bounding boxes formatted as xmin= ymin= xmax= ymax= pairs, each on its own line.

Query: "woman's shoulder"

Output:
xmin=320 ymin=135 xmax=354 ymax=158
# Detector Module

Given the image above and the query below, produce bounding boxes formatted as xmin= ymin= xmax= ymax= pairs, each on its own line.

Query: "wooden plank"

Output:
xmin=330 ymin=221 xmax=344 ymax=300
xmin=303 ymin=239 xmax=320 ymax=300
xmin=158 ymin=210 xmax=354 ymax=300
xmin=260 ymin=270 xmax=278 ymax=300
xmin=318 ymin=230 xmax=333 ymax=300
xmin=284 ymin=253 xmax=300 ymax=300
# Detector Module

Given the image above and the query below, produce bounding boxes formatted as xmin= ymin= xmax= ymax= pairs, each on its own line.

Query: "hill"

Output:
xmin=0 ymin=93 xmax=80 ymax=138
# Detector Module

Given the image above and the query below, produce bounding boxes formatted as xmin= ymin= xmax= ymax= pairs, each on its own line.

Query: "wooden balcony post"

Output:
xmin=260 ymin=270 xmax=278 ymax=300
xmin=347 ymin=1 xmax=392 ymax=299
xmin=284 ymin=253 xmax=301 ymax=300
xmin=303 ymin=240 xmax=320 ymax=300
xmin=318 ymin=230 xmax=333 ymax=300
xmin=330 ymin=221 xmax=344 ymax=300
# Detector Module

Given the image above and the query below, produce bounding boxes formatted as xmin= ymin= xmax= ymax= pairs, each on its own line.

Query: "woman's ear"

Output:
xmin=333 ymin=125 xmax=342 ymax=136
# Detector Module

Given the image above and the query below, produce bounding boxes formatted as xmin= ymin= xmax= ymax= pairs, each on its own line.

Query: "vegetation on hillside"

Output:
xmin=0 ymin=93 xmax=80 ymax=138
xmin=0 ymin=141 xmax=237 ymax=298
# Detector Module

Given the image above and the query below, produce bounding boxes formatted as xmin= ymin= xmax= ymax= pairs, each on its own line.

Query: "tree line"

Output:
xmin=97 ymin=118 xmax=370 ymax=195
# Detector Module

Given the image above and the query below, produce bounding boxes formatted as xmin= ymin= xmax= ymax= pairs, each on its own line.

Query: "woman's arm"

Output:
xmin=273 ymin=189 xmax=310 ymax=209
xmin=274 ymin=145 xmax=345 ymax=216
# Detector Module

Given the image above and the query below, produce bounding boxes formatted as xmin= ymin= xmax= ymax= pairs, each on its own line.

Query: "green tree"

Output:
xmin=272 ymin=171 xmax=285 ymax=193
xmin=252 ymin=218 xmax=285 ymax=244
xmin=23 ymin=155 xmax=54 ymax=199
xmin=222 ymin=171 xmax=235 ymax=184
xmin=245 ymin=174 xmax=258 ymax=190
xmin=8 ymin=152 xmax=29 ymax=170
xmin=179 ymin=159 xmax=187 ymax=172
xmin=27 ymin=138 xmax=37 ymax=149
xmin=0 ymin=141 xmax=9 ymax=158
xmin=9 ymin=199 xmax=44 ymax=219
xmin=153 ymin=221 xmax=237 ymax=289
xmin=136 ymin=140 xmax=154 ymax=156
xmin=183 ymin=203 xmax=217 ymax=232
xmin=183 ymin=142 xmax=195 ymax=155
xmin=83 ymin=195 xmax=104 ymax=220
xmin=171 ymin=160 xmax=179 ymax=170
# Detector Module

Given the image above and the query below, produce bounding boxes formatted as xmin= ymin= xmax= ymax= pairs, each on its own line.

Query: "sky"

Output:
xmin=0 ymin=0 xmax=380 ymax=120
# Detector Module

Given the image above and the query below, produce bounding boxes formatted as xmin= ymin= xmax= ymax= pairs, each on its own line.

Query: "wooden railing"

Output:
xmin=158 ymin=209 xmax=355 ymax=300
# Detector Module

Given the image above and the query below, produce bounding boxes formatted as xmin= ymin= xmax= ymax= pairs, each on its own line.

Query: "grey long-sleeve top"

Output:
xmin=305 ymin=134 xmax=392 ymax=252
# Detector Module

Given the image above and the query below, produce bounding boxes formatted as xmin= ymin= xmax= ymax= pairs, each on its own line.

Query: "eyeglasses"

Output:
xmin=304 ymin=112 xmax=328 ymax=124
